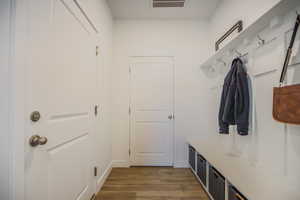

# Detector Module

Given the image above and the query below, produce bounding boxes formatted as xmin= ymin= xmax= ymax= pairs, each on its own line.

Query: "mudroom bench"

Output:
xmin=187 ymin=136 xmax=299 ymax=200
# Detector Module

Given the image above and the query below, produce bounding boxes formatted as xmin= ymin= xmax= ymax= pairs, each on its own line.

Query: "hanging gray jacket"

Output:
xmin=218 ymin=58 xmax=249 ymax=136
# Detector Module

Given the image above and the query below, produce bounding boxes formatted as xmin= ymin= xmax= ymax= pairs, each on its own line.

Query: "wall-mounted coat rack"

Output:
xmin=200 ymin=0 xmax=300 ymax=75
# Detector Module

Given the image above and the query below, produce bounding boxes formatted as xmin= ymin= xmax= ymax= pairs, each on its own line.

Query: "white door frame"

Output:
xmin=1 ymin=0 xmax=15 ymax=199
xmin=10 ymin=0 xmax=27 ymax=199
xmin=128 ymin=56 xmax=176 ymax=167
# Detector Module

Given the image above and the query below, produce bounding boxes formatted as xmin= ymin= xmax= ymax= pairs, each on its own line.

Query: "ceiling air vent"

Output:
xmin=153 ymin=0 xmax=185 ymax=8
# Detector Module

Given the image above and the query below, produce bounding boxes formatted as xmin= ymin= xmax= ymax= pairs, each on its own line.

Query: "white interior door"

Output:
xmin=25 ymin=0 xmax=96 ymax=200
xmin=130 ymin=57 xmax=174 ymax=166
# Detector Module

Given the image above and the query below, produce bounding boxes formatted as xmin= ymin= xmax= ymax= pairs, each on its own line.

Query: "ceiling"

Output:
xmin=106 ymin=0 xmax=221 ymax=20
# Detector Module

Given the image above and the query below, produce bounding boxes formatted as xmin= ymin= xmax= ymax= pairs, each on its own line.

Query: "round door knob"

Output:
xmin=168 ymin=115 xmax=173 ymax=120
xmin=30 ymin=111 xmax=41 ymax=122
xmin=29 ymin=135 xmax=48 ymax=147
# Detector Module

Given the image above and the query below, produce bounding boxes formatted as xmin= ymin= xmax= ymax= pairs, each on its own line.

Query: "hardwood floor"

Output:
xmin=96 ymin=167 xmax=210 ymax=200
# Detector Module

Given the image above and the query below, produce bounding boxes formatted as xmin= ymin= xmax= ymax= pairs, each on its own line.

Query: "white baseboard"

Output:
xmin=112 ymin=160 xmax=188 ymax=168
xmin=174 ymin=160 xmax=189 ymax=168
xmin=112 ymin=160 xmax=130 ymax=168
xmin=96 ymin=161 xmax=113 ymax=193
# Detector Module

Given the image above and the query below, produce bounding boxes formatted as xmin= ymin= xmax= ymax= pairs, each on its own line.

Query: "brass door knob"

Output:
xmin=29 ymin=135 xmax=48 ymax=147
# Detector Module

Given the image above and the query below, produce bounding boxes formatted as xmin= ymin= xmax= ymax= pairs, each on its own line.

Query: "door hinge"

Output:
xmin=129 ymin=67 xmax=131 ymax=73
xmin=90 ymin=193 xmax=96 ymax=200
xmin=96 ymin=46 xmax=99 ymax=56
xmin=94 ymin=105 xmax=98 ymax=116
xmin=129 ymin=149 xmax=131 ymax=156
xmin=94 ymin=167 xmax=98 ymax=177
xmin=129 ymin=107 xmax=131 ymax=115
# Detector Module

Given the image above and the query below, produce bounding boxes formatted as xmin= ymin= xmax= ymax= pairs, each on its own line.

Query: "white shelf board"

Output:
xmin=188 ymin=135 xmax=300 ymax=200
xmin=201 ymin=0 xmax=300 ymax=69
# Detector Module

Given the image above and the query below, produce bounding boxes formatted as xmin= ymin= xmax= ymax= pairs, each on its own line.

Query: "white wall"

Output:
xmin=111 ymin=20 xmax=211 ymax=167
xmin=201 ymin=1 xmax=300 ymax=196
xmin=110 ymin=1 xmax=286 ymax=168
xmin=209 ymin=0 xmax=281 ymax=53
xmin=0 ymin=0 xmax=11 ymax=199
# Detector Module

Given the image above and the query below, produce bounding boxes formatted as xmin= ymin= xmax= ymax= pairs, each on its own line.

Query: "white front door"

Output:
xmin=130 ymin=57 xmax=174 ymax=166
xmin=25 ymin=0 xmax=96 ymax=200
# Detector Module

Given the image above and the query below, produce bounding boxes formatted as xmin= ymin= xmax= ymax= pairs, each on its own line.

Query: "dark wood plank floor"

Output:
xmin=96 ymin=167 xmax=210 ymax=200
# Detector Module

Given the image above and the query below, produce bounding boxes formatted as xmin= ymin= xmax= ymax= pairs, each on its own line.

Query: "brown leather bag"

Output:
xmin=273 ymin=14 xmax=300 ymax=124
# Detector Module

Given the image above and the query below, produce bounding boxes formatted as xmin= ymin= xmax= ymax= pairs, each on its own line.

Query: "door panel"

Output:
xmin=48 ymin=135 xmax=89 ymax=200
xmin=135 ymin=123 xmax=170 ymax=153
xmin=130 ymin=57 xmax=174 ymax=166
xmin=25 ymin=0 xmax=95 ymax=200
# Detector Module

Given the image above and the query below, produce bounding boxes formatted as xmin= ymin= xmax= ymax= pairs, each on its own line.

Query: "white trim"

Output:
xmin=8 ymin=0 xmax=15 ymax=198
xmin=128 ymin=57 xmax=133 ymax=166
xmin=172 ymin=58 xmax=176 ymax=167
xmin=1 ymin=0 xmax=15 ymax=199
xmin=112 ymin=160 xmax=130 ymax=168
xmin=95 ymin=161 xmax=113 ymax=193
xmin=190 ymin=165 xmax=214 ymax=200
xmin=174 ymin=160 xmax=189 ymax=168
xmin=11 ymin=0 xmax=28 ymax=199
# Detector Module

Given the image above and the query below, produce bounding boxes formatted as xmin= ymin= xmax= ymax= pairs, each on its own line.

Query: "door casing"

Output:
xmin=0 ymin=0 xmax=13 ymax=199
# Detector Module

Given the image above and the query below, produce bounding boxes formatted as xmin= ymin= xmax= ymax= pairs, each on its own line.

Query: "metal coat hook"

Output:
xmin=235 ymin=49 xmax=242 ymax=57
xmin=217 ymin=58 xmax=226 ymax=66
xmin=240 ymin=52 xmax=249 ymax=58
xmin=257 ymin=35 xmax=265 ymax=46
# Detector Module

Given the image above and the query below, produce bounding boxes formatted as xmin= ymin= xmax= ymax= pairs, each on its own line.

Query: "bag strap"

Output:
xmin=279 ymin=14 xmax=300 ymax=86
